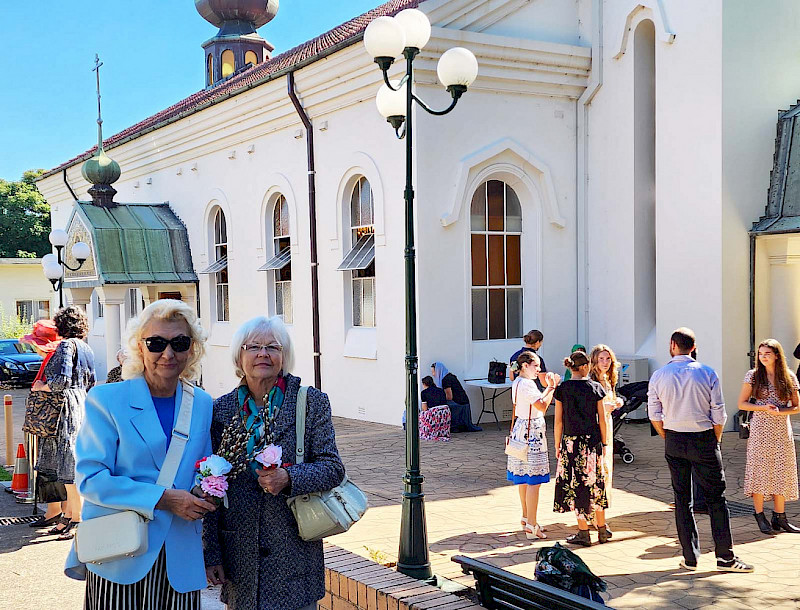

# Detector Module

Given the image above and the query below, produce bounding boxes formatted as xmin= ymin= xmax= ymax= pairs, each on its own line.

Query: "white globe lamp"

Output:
xmin=376 ymin=80 xmax=408 ymax=129
xmin=437 ymin=47 xmax=479 ymax=90
xmin=395 ymin=9 xmax=431 ymax=51
xmin=42 ymin=253 xmax=58 ymax=267
xmin=71 ymin=241 xmax=91 ymax=262
xmin=49 ymin=229 xmax=68 ymax=248
xmin=43 ymin=262 xmax=63 ymax=281
xmin=364 ymin=16 xmax=406 ymax=70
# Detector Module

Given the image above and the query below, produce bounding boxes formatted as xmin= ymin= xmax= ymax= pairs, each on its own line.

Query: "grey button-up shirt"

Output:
xmin=647 ymin=355 xmax=727 ymax=432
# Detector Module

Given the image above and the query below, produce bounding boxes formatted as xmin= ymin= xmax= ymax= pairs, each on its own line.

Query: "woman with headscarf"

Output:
xmin=563 ymin=344 xmax=586 ymax=381
xmin=431 ymin=362 xmax=481 ymax=432
xmin=20 ymin=319 xmax=65 ymax=529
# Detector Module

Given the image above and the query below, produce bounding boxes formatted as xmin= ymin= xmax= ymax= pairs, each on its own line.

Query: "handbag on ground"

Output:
xmin=75 ymin=382 xmax=195 ymax=565
xmin=286 ymin=386 xmax=368 ymax=541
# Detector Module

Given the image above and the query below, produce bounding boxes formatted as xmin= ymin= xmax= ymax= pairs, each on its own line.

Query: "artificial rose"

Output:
xmin=202 ymin=454 xmax=233 ymax=477
xmin=200 ymin=475 xmax=229 ymax=498
xmin=255 ymin=444 xmax=283 ymax=468
xmin=194 ymin=457 xmax=207 ymax=470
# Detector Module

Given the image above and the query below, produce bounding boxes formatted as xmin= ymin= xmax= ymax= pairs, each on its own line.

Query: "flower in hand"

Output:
xmin=255 ymin=444 xmax=283 ymax=469
xmin=201 ymin=475 xmax=229 ymax=498
xmin=193 ymin=454 xmax=233 ymax=507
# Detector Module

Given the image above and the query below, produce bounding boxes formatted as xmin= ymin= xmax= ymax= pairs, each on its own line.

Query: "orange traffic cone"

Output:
xmin=10 ymin=444 xmax=28 ymax=493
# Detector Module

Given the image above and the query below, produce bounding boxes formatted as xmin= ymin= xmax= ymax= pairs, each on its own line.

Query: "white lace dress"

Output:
xmin=506 ymin=377 xmax=550 ymax=485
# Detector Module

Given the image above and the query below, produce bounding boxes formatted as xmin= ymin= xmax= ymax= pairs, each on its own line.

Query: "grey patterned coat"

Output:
xmin=203 ymin=374 xmax=345 ymax=610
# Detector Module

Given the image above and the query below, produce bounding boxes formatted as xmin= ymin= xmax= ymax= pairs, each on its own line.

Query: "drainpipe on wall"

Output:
xmin=749 ymin=233 xmax=756 ymax=369
xmin=62 ymin=169 xmax=79 ymax=202
xmin=287 ymin=71 xmax=322 ymax=389
xmin=576 ymin=0 xmax=603 ymax=344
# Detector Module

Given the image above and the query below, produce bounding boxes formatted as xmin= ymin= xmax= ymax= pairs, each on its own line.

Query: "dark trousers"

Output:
xmin=664 ymin=429 xmax=734 ymax=563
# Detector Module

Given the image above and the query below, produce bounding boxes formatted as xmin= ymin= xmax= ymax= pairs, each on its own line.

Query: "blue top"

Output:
xmin=153 ymin=395 xmax=176 ymax=447
xmin=647 ymin=355 xmax=727 ymax=432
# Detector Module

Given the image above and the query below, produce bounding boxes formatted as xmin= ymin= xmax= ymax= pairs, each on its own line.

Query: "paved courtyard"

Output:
xmin=1 ymin=385 xmax=800 ymax=609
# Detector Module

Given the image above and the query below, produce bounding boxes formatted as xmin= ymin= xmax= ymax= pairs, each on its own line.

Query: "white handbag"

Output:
xmin=286 ymin=386 xmax=368 ymax=541
xmin=504 ymin=382 xmax=532 ymax=461
xmin=75 ymin=383 xmax=195 ymax=565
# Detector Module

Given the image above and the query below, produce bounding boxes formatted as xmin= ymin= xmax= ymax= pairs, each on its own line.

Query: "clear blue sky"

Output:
xmin=0 ymin=1 xmax=380 ymax=181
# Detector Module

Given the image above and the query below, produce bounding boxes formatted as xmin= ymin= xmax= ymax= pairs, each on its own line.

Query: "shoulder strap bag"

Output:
xmin=286 ymin=386 xmax=368 ymax=541
xmin=504 ymin=381 xmax=533 ymax=461
xmin=22 ymin=351 xmax=62 ymax=437
xmin=75 ymin=382 xmax=195 ymax=565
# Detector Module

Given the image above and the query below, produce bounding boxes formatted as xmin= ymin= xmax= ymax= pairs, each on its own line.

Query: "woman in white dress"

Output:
xmin=506 ymin=352 xmax=559 ymax=539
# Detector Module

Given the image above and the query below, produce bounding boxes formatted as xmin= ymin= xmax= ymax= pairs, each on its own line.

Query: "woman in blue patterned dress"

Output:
xmin=35 ymin=305 xmax=95 ymax=540
xmin=204 ymin=316 xmax=345 ymax=610
xmin=507 ymin=351 xmax=559 ymax=540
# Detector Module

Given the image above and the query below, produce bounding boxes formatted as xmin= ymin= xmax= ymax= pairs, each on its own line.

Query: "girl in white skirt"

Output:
xmin=507 ymin=351 xmax=559 ymax=539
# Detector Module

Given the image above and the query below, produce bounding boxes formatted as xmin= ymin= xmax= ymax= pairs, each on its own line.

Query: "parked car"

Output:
xmin=0 ymin=339 xmax=42 ymax=386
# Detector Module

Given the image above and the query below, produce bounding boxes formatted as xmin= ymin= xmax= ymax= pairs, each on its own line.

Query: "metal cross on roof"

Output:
xmin=92 ymin=54 xmax=105 ymax=151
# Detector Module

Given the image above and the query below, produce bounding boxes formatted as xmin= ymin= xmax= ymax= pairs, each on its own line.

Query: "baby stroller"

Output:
xmin=611 ymin=381 xmax=649 ymax=465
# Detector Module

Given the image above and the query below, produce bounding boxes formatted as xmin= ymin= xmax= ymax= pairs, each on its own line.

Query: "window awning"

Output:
xmin=199 ymin=255 xmax=228 ymax=274
xmin=338 ymin=233 xmax=375 ymax=271
xmin=258 ymin=248 xmax=291 ymax=271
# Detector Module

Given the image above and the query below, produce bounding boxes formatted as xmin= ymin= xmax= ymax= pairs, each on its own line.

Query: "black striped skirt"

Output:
xmin=84 ymin=546 xmax=200 ymax=610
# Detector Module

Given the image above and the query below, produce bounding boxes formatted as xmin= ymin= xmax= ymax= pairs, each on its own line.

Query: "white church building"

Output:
xmin=36 ymin=0 xmax=800 ymax=426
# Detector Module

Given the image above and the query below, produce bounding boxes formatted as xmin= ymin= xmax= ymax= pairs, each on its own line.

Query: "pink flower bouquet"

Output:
xmin=192 ymin=454 xmax=233 ymax=507
xmin=254 ymin=444 xmax=282 ymax=470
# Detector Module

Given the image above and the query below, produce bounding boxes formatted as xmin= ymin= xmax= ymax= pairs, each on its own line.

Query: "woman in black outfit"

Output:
xmin=553 ymin=350 xmax=609 ymax=546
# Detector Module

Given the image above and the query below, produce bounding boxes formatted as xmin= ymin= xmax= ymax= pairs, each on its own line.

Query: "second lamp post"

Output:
xmin=42 ymin=229 xmax=90 ymax=309
xmin=364 ymin=9 xmax=478 ymax=581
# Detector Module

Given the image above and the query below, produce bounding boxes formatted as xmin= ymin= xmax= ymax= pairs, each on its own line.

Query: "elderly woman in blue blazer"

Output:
xmin=204 ymin=315 xmax=345 ymax=610
xmin=65 ymin=299 xmax=217 ymax=610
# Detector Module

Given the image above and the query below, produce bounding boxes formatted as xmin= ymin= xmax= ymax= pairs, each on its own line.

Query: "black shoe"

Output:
xmin=716 ymin=557 xmax=754 ymax=573
xmin=597 ymin=525 xmax=610 ymax=544
xmin=48 ymin=516 xmax=71 ymax=535
xmin=28 ymin=513 xmax=62 ymax=528
xmin=56 ymin=521 xmax=77 ymax=541
xmin=566 ymin=529 xmax=592 ymax=547
xmin=679 ymin=559 xmax=698 ymax=571
xmin=754 ymin=511 xmax=777 ymax=535
xmin=771 ymin=511 xmax=800 ymax=533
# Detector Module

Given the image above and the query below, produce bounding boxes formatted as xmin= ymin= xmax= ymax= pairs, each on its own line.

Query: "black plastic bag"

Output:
xmin=37 ymin=470 xmax=67 ymax=503
xmin=535 ymin=542 xmax=606 ymax=603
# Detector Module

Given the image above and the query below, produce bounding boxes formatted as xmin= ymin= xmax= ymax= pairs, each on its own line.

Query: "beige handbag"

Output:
xmin=286 ymin=387 xmax=368 ymax=541
xmin=504 ymin=382 xmax=532 ymax=461
xmin=75 ymin=383 xmax=194 ymax=565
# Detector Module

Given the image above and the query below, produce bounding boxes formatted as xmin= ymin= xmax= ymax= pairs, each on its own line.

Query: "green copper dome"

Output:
xmin=81 ymin=148 xmax=121 ymax=186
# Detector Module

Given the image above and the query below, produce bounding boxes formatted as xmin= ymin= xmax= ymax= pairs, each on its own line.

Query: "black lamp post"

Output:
xmin=42 ymin=229 xmax=90 ymax=308
xmin=364 ymin=9 xmax=478 ymax=581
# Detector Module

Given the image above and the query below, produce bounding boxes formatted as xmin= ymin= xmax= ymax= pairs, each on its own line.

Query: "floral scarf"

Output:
xmin=236 ymin=375 xmax=287 ymax=475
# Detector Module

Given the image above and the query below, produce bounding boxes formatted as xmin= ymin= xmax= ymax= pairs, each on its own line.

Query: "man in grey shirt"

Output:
xmin=648 ymin=328 xmax=752 ymax=573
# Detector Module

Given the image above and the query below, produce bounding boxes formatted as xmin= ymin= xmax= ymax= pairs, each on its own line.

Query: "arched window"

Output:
xmin=245 ymin=50 xmax=258 ymax=67
xmin=213 ymin=209 xmax=229 ymax=321
xmin=259 ymin=195 xmax=292 ymax=323
xmin=470 ymin=180 xmax=522 ymax=340
xmin=221 ymin=50 xmax=235 ymax=78
xmin=207 ymin=54 xmax=214 ymax=85
xmin=338 ymin=177 xmax=376 ymax=328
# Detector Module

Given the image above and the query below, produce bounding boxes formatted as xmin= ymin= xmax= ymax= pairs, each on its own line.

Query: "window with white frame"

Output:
xmin=470 ymin=180 xmax=523 ymax=340
xmin=15 ymin=300 xmax=50 ymax=323
xmin=258 ymin=195 xmax=292 ymax=324
xmin=338 ymin=177 xmax=376 ymax=328
xmin=126 ymin=288 xmax=143 ymax=320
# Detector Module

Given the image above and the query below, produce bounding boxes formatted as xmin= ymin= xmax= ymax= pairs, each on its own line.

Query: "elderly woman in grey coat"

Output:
xmin=203 ymin=316 xmax=345 ymax=610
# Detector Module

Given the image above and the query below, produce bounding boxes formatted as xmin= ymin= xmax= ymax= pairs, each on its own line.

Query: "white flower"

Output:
xmin=203 ymin=454 xmax=233 ymax=476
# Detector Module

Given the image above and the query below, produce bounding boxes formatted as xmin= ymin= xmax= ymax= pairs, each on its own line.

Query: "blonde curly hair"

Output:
xmin=122 ymin=299 xmax=207 ymax=382
xmin=589 ymin=344 xmax=620 ymax=388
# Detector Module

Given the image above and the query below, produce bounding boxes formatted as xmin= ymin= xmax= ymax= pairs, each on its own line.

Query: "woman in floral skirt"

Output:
xmin=738 ymin=339 xmax=800 ymax=535
xmin=507 ymin=352 xmax=559 ymax=539
xmin=553 ymin=350 xmax=609 ymax=546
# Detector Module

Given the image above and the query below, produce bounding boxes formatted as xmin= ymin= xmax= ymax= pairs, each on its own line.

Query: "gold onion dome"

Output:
xmin=81 ymin=147 xmax=121 ymax=186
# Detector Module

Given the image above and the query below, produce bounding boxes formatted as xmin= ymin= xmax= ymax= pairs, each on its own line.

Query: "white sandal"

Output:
xmin=521 ymin=517 xmax=546 ymax=532
xmin=525 ymin=523 xmax=547 ymax=540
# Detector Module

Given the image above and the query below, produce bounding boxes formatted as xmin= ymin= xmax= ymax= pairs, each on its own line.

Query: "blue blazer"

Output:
xmin=65 ymin=376 xmax=213 ymax=593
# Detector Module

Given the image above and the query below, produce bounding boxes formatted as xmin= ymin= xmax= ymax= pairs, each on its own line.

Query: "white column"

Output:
xmin=97 ymin=286 xmax=127 ymax=377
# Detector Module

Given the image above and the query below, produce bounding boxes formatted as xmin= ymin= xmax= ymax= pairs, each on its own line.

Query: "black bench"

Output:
xmin=452 ymin=555 xmax=608 ymax=610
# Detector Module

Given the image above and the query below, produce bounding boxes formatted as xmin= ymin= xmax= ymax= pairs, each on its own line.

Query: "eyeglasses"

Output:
xmin=143 ymin=335 xmax=192 ymax=353
xmin=241 ymin=343 xmax=283 ymax=355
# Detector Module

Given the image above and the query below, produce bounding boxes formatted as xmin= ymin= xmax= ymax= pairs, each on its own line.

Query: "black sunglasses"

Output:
xmin=143 ymin=335 xmax=192 ymax=353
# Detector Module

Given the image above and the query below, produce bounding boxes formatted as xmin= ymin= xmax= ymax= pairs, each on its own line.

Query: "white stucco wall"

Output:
xmin=722 ymin=0 xmax=800 ymax=398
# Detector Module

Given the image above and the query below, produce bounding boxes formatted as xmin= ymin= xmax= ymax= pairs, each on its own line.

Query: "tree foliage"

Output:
xmin=0 ymin=170 xmax=50 ymax=258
